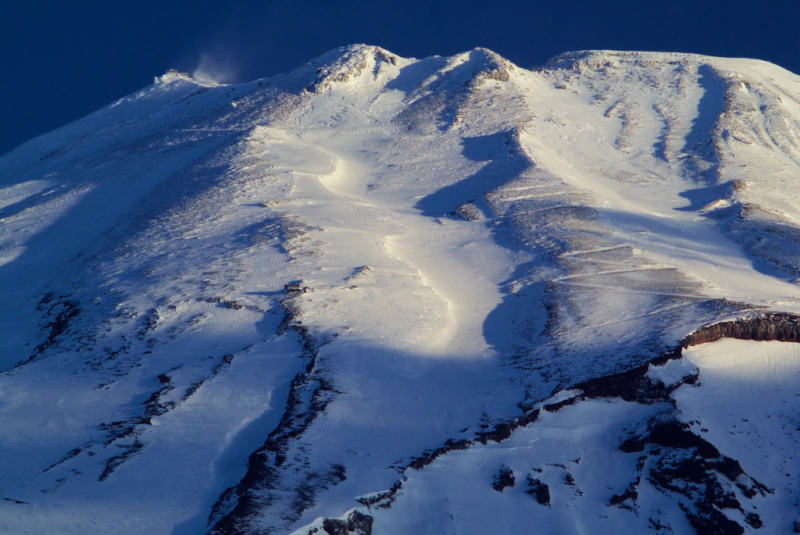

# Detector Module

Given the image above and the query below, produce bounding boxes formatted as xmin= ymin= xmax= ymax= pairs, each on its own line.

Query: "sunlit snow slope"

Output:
xmin=2 ymin=45 xmax=800 ymax=535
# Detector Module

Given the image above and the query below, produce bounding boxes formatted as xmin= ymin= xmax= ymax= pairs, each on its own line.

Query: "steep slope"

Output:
xmin=1 ymin=45 xmax=800 ymax=534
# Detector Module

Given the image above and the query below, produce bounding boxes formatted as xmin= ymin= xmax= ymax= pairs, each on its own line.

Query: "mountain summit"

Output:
xmin=2 ymin=45 xmax=800 ymax=534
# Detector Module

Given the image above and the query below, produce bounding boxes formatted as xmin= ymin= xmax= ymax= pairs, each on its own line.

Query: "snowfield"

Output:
xmin=2 ymin=45 xmax=800 ymax=534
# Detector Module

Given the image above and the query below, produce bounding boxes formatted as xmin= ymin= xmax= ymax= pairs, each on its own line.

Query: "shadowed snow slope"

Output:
xmin=2 ymin=45 xmax=800 ymax=534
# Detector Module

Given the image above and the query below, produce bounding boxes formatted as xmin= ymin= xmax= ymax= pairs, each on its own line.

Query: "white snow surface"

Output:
xmin=1 ymin=45 xmax=800 ymax=534
xmin=363 ymin=339 xmax=800 ymax=534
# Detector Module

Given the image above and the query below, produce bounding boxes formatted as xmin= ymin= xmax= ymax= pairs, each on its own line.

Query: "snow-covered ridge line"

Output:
xmin=546 ymin=49 xmax=787 ymax=71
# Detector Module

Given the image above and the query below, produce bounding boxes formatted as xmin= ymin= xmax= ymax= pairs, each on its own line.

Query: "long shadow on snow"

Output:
xmin=671 ymin=66 xmax=728 ymax=211
xmin=411 ymin=130 xmax=560 ymax=391
xmin=482 ymin=198 xmax=762 ymax=393
xmin=0 ymin=70 xmax=304 ymax=371
xmin=0 ymin=132 xmax=239 ymax=371
xmin=413 ymin=130 xmax=557 ymax=385
xmin=0 ymin=129 xmax=303 ymax=499
xmin=415 ymin=132 xmax=530 ymax=217
xmin=682 ymin=64 xmax=727 ymax=184
xmin=382 ymin=55 xmax=449 ymax=94
xmin=676 ymin=186 xmax=800 ymax=281
xmin=390 ymin=49 xmax=509 ymax=135
xmin=480 ymin=235 xmax=550 ymax=367
xmin=726 ymin=212 xmax=800 ymax=279
xmin=204 ymin=337 xmax=535 ymax=535
xmin=676 ymin=183 xmax=730 ymax=212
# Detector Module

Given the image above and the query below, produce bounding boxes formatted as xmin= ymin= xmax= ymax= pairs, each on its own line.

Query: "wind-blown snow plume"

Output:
xmin=191 ymin=52 xmax=240 ymax=85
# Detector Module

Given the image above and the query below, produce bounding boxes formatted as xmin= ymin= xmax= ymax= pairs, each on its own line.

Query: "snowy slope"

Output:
xmin=2 ymin=45 xmax=800 ymax=534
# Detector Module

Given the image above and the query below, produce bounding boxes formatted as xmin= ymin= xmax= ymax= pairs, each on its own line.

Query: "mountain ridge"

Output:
xmin=2 ymin=45 xmax=800 ymax=534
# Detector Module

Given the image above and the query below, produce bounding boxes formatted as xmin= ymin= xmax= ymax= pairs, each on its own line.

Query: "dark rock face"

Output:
xmin=609 ymin=478 xmax=639 ymax=507
xmin=322 ymin=511 xmax=373 ymax=535
xmin=355 ymin=481 xmax=401 ymax=510
xmin=573 ymin=347 xmax=688 ymax=404
xmin=98 ymin=440 xmax=144 ymax=482
xmin=572 ymin=332 xmax=775 ymax=535
xmin=345 ymin=511 xmax=373 ymax=535
xmin=744 ymin=512 xmax=763 ymax=529
xmin=215 ymin=310 xmax=799 ymax=534
xmin=680 ymin=502 xmax=745 ymax=535
xmin=647 ymin=421 xmax=720 ymax=459
xmin=322 ymin=519 xmax=348 ymax=535
xmin=682 ymin=313 xmax=800 ymax=346
xmin=525 ymin=477 xmax=550 ymax=505
xmin=28 ymin=294 xmax=81 ymax=362
xmin=616 ymin=419 xmax=771 ymax=535
xmin=208 ymin=294 xmax=341 ymax=535
xmin=492 ymin=466 xmax=515 ymax=492
xmin=406 ymin=409 xmax=541 ymax=472
xmin=361 ymin=320 xmax=781 ymax=534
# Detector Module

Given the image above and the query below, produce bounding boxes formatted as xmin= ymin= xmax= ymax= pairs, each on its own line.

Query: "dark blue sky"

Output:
xmin=2 ymin=0 xmax=798 ymax=155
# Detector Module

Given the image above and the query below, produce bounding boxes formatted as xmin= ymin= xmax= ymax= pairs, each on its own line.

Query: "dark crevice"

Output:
xmin=98 ymin=440 xmax=145 ymax=482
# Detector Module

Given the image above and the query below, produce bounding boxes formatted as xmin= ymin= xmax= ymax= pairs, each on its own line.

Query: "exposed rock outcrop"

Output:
xmin=322 ymin=511 xmax=373 ymax=535
xmin=682 ymin=312 xmax=800 ymax=346
xmin=492 ymin=466 xmax=515 ymax=492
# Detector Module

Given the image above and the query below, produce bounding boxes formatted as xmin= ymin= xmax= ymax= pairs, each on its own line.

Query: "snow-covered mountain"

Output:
xmin=2 ymin=44 xmax=800 ymax=535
